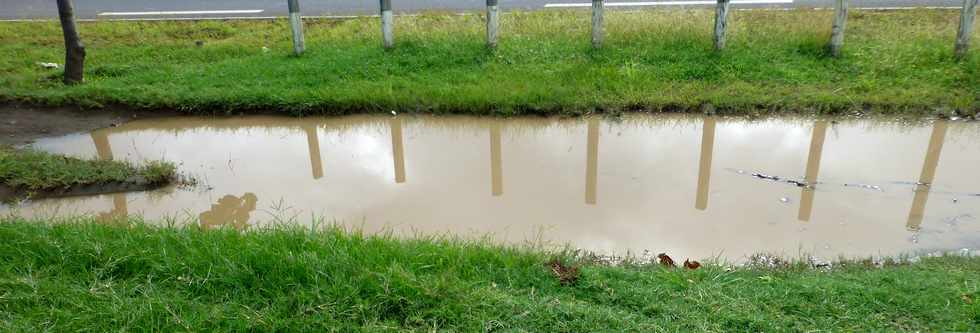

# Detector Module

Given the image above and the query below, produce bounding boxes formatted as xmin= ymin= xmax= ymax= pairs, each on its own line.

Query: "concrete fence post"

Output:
xmin=381 ymin=0 xmax=394 ymax=49
xmin=713 ymin=0 xmax=730 ymax=51
xmin=287 ymin=0 xmax=305 ymax=55
xmin=829 ymin=0 xmax=848 ymax=58
xmin=955 ymin=0 xmax=977 ymax=59
xmin=592 ymin=0 xmax=604 ymax=48
xmin=487 ymin=0 xmax=499 ymax=49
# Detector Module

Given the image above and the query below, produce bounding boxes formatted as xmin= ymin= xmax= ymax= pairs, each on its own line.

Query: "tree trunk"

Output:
xmin=56 ymin=0 xmax=85 ymax=85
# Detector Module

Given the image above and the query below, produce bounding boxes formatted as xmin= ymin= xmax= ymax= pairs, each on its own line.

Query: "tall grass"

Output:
xmin=0 ymin=218 xmax=978 ymax=331
xmin=0 ymin=9 xmax=977 ymax=115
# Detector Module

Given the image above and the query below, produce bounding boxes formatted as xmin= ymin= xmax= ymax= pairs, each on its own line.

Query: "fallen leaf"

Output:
xmin=546 ymin=259 xmax=580 ymax=286
xmin=657 ymin=253 xmax=676 ymax=268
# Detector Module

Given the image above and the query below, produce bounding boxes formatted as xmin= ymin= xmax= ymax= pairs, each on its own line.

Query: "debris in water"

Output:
xmin=740 ymin=170 xmax=812 ymax=188
xmin=944 ymin=214 xmax=975 ymax=227
xmin=786 ymin=180 xmax=808 ymax=187
xmin=657 ymin=253 xmax=676 ymax=268
xmin=683 ymin=259 xmax=701 ymax=270
xmin=746 ymin=253 xmax=789 ymax=269
xmin=546 ymin=258 xmax=580 ymax=286
xmin=844 ymin=183 xmax=883 ymax=191
xmin=752 ymin=173 xmax=781 ymax=181
xmin=808 ymin=256 xmax=832 ymax=269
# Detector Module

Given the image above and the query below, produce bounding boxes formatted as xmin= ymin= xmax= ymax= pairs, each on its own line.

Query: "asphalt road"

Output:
xmin=0 ymin=0 xmax=967 ymax=20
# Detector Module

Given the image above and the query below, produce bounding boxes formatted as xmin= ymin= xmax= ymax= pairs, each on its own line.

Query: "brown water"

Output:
xmin=3 ymin=115 xmax=980 ymax=261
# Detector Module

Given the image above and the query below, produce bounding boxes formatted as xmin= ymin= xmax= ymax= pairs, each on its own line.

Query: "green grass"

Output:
xmin=0 ymin=147 xmax=176 ymax=194
xmin=0 ymin=219 xmax=977 ymax=331
xmin=0 ymin=9 xmax=977 ymax=115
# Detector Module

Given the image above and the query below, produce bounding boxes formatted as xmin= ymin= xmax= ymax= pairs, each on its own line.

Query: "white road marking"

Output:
xmin=545 ymin=0 xmax=793 ymax=8
xmin=98 ymin=10 xmax=265 ymax=16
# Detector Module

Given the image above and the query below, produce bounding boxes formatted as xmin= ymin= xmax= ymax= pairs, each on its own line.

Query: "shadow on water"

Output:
xmin=200 ymin=193 xmax=258 ymax=231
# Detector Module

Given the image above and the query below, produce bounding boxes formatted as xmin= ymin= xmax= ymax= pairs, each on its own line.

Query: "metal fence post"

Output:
xmin=829 ymin=0 xmax=848 ymax=57
xmin=487 ymin=0 xmax=499 ymax=49
xmin=713 ymin=0 xmax=730 ymax=51
xmin=287 ymin=0 xmax=305 ymax=55
xmin=381 ymin=0 xmax=394 ymax=49
xmin=592 ymin=0 xmax=604 ymax=49
xmin=955 ymin=0 xmax=977 ymax=59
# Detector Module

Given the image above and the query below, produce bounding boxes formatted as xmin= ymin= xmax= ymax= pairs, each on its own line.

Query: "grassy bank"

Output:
xmin=0 ymin=219 xmax=977 ymax=331
xmin=0 ymin=9 xmax=977 ymax=115
xmin=0 ymin=147 xmax=175 ymax=199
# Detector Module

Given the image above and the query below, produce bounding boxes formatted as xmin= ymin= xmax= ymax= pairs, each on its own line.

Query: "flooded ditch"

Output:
xmin=3 ymin=114 xmax=979 ymax=261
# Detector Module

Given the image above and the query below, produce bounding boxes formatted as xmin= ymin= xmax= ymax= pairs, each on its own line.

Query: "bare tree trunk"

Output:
xmin=56 ymin=0 xmax=85 ymax=85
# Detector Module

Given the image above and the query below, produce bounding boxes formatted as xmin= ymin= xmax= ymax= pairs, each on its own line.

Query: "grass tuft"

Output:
xmin=0 ymin=147 xmax=176 ymax=193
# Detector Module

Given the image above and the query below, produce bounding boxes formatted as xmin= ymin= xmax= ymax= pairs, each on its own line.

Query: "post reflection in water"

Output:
xmin=96 ymin=194 xmax=129 ymax=222
xmin=585 ymin=118 xmax=599 ymax=205
xmin=798 ymin=121 xmax=828 ymax=222
xmin=91 ymin=130 xmax=127 ymax=221
xmin=303 ymin=125 xmax=324 ymax=180
xmin=490 ymin=123 xmax=503 ymax=196
xmin=390 ymin=117 xmax=406 ymax=184
xmin=695 ymin=117 xmax=716 ymax=210
xmin=91 ymin=129 xmax=113 ymax=161
xmin=907 ymin=120 xmax=948 ymax=231
xmin=199 ymin=193 xmax=258 ymax=230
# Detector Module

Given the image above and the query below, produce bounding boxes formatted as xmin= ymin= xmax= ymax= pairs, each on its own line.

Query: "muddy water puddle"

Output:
xmin=3 ymin=115 xmax=980 ymax=261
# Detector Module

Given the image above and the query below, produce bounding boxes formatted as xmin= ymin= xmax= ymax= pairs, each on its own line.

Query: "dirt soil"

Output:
xmin=1 ymin=104 xmax=176 ymax=146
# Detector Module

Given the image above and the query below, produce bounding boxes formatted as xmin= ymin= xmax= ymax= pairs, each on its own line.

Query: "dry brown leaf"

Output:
xmin=657 ymin=253 xmax=676 ymax=268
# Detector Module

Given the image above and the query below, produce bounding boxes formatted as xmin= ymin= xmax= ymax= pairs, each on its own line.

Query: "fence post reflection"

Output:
xmin=490 ymin=123 xmax=503 ymax=196
xmin=112 ymin=193 xmax=128 ymax=216
xmin=390 ymin=117 xmax=406 ymax=184
xmin=695 ymin=117 xmax=716 ymax=210
xmin=97 ymin=193 xmax=128 ymax=222
xmin=907 ymin=120 xmax=948 ymax=231
xmin=303 ymin=125 xmax=324 ymax=180
xmin=91 ymin=129 xmax=113 ymax=161
xmin=91 ymin=129 xmax=125 ymax=221
xmin=798 ymin=121 xmax=828 ymax=222
xmin=585 ymin=118 xmax=599 ymax=205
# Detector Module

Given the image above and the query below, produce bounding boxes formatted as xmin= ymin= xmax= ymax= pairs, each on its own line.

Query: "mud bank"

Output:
xmin=0 ymin=105 xmax=177 ymax=146
xmin=0 ymin=176 xmax=170 ymax=202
